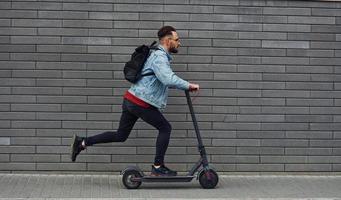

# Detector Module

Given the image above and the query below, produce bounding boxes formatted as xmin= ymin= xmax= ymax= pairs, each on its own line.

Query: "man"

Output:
xmin=71 ymin=26 xmax=200 ymax=176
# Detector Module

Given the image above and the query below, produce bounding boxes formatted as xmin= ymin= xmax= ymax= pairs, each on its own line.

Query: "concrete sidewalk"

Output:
xmin=0 ymin=173 xmax=340 ymax=199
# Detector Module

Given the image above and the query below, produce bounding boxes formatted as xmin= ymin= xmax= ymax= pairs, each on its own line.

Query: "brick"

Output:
xmin=189 ymin=47 xmax=236 ymax=55
xmin=39 ymin=11 xmax=88 ymax=19
xmin=262 ymin=139 xmax=309 ymax=147
xmin=237 ymin=147 xmax=284 ymax=155
xmin=0 ymin=137 xmax=10 ymax=145
xmin=264 ymin=24 xmax=311 ymax=32
xmin=311 ymin=25 xmax=341 ymax=33
xmin=12 ymin=19 xmax=62 ymax=27
xmin=189 ymin=30 xmax=237 ymax=39
xmin=286 ymin=82 xmax=333 ymax=90
xmin=261 ymin=156 xmax=308 ymax=164
xmin=63 ymin=20 xmax=112 ymax=28
xmin=0 ymin=129 xmax=35 ymax=137
xmin=214 ymin=89 xmax=261 ymax=97
xmin=237 ymin=164 xmax=284 ymax=171
xmin=287 ymin=49 xmax=334 ymax=58
xmin=11 ymin=53 xmax=60 ymax=61
xmin=36 ymin=79 xmax=85 ymax=87
xmin=287 ymin=99 xmax=333 ymax=106
xmin=61 ymin=54 xmax=111 ymax=62
xmin=263 ymin=7 xmax=311 ymax=15
xmin=36 ymin=62 xmax=86 ymax=70
xmin=37 ymin=45 xmax=86 ymax=53
xmin=214 ymin=6 xmax=262 ymax=14
xmin=37 ymin=96 xmax=87 ymax=104
xmin=312 ymin=8 xmax=341 ymax=16
xmin=0 ymin=27 xmax=37 ymax=36
xmin=0 ymin=146 xmax=35 ymax=153
xmin=288 ymin=16 xmax=335 ymax=24
xmin=138 ymin=147 xmax=187 ymax=155
xmin=190 ymin=14 xmax=238 ymax=22
xmin=0 ymin=112 xmax=35 ymax=120
xmin=213 ymin=123 xmax=261 ymax=131
xmin=37 ymin=113 xmax=86 ymax=121
xmin=0 ymin=163 xmax=36 ymax=171
xmin=285 ymin=148 xmax=333 ymax=156
xmin=11 ymin=104 xmax=61 ymax=112
xmin=212 ymin=155 xmax=259 ymax=163
xmin=12 ymin=87 xmax=62 ymax=95
xmin=115 ymin=4 xmax=163 ymax=12
xmin=310 ymin=139 xmax=341 ymax=147
xmin=87 ymin=163 xmax=128 ymax=171
xmin=262 ymin=40 xmax=309 ymax=49
xmin=0 ymin=154 xmax=9 ymax=162
xmin=239 ymin=32 xmax=287 ymax=40
xmin=0 ymin=53 xmax=9 ymax=60
xmin=237 ymin=81 xmax=284 ymax=89
xmin=214 ymin=23 xmax=262 ymax=31
xmin=88 ymin=46 xmax=133 ymax=54
xmin=140 ymin=13 xmax=189 ymax=21
xmin=288 ymin=33 xmax=335 ymax=41
xmin=173 ymin=55 xmax=212 ymax=64
xmin=238 ymin=98 xmax=284 ymax=106
xmin=213 ymin=39 xmax=261 ymax=48
xmin=114 ymin=21 xmax=162 ymax=29
xmin=61 ymin=155 xmax=111 ymax=163
xmin=165 ymin=5 xmax=213 ymax=13
xmin=262 ymin=57 xmax=309 ymax=65
xmin=0 ymin=45 xmax=35 ymax=53
xmin=0 ymin=77 xmax=35 ymax=86
xmin=238 ymin=48 xmax=286 ymax=56
xmin=0 ymin=2 xmax=10 ymax=9
xmin=36 ymin=163 xmax=86 ymax=171
xmin=310 ymin=123 xmax=341 ymax=131
xmin=12 ymin=121 xmax=62 ymax=129
xmin=11 ymin=154 xmax=60 ymax=162
xmin=214 ymin=73 xmax=262 ymax=81
xmin=86 ymin=146 xmax=136 ymax=154
xmin=285 ymin=115 xmax=333 ymax=123
xmin=38 ymin=28 xmax=88 ymax=36
xmin=62 ymin=121 xmax=113 ymax=129
xmin=288 ymin=1 xmax=335 ymax=8
xmin=36 ymin=146 xmax=69 ymax=154
xmin=12 ymin=2 xmax=62 ymax=10
xmin=63 ymin=2 xmax=113 ymax=11
xmin=12 ymin=70 xmax=62 ymax=78
xmin=62 ymin=37 xmax=111 ymax=45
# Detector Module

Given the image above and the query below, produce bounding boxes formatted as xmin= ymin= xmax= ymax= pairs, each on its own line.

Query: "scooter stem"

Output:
xmin=185 ymin=90 xmax=209 ymax=168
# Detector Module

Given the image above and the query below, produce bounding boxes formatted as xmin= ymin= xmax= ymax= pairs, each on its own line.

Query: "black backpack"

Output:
xmin=123 ymin=41 xmax=159 ymax=83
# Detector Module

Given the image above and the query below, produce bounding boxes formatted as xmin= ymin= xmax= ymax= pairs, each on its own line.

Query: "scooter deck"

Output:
xmin=136 ymin=175 xmax=195 ymax=182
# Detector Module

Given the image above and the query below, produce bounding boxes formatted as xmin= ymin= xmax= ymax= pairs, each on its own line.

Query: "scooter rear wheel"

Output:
xmin=122 ymin=169 xmax=142 ymax=189
xmin=199 ymin=169 xmax=218 ymax=189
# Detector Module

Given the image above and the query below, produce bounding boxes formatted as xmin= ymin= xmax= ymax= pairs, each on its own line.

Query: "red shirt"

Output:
xmin=124 ymin=91 xmax=150 ymax=108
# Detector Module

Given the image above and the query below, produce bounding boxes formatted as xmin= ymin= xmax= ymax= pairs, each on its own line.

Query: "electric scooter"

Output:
xmin=121 ymin=90 xmax=219 ymax=189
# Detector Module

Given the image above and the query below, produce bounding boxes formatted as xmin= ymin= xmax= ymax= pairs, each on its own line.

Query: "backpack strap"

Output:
xmin=140 ymin=41 xmax=160 ymax=77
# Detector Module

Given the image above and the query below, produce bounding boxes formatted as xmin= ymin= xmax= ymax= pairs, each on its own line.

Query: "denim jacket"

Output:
xmin=128 ymin=45 xmax=189 ymax=110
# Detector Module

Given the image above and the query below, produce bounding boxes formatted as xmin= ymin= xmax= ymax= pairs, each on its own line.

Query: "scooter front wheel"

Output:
xmin=122 ymin=169 xmax=142 ymax=189
xmin=199 ymin=169 xmax=219 ymax=189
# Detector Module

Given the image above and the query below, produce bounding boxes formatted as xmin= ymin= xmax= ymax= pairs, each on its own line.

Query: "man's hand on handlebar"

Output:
xmin=189 ymin=83 xmax=200 ymax=92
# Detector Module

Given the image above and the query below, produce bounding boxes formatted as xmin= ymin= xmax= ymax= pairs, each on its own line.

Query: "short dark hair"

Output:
xmin=157 ymin=26 xmax=176 ymax=40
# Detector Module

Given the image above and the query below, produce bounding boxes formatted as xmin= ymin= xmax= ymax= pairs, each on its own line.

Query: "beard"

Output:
xmin=169 ymin=46 xmax=178 ymax=54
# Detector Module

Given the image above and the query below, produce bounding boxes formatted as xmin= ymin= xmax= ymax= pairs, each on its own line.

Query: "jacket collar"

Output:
xmin=158 ymin=44 xmax=173 ymax=61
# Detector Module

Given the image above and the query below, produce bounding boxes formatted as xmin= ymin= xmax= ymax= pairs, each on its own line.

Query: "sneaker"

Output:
xmin=151 ymin=165 xmax=177 ymax=176
xmin=70 ymin=134 xmax=85 ymax=162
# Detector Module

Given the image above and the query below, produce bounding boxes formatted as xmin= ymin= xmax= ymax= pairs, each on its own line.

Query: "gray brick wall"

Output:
xmin=0 ymin=0 xmax=340 ymax=173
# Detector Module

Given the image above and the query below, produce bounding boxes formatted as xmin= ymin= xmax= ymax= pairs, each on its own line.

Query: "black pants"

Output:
xmin=84 ymin=99 xmax=172 ymax=166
